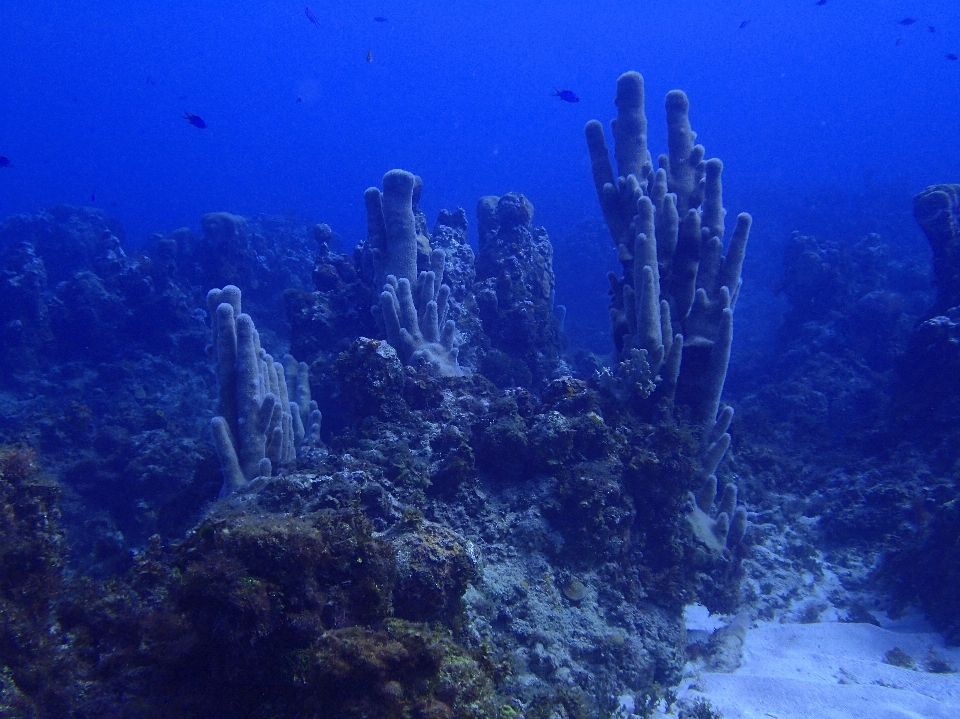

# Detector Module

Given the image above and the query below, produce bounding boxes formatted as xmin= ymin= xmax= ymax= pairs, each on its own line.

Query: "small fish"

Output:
xmin=305 ymin=6 xmax=319 ymax=27
xmin=898 ymin=18 xmax=916 ymax=26
xmin=146 ymin=76 xmax=156 ymax=86
xmin=366 ymin=49 xmax=373 ymax=63
xmin=373 ymin=16 xmax=387 ymax=22
xmin=183 ymin=112 xmax=207 ymax=129
xmin=815 ymin=0 xmax=826 ymax=5
xmin=896 ymin=37 xmax=903 ymax=46
xmin=0 ymin=156 xmax=10 ymax=168
xmin=90 ymin=189 xmax=96 ymax=203
xmin=553 ymin=89 xmax=579 ymax=103
xmin=929 ymin=26 xmax=936 ymax=33
xmin=947 ymin=54 xmax=959 ymax=61
xmin=296 ymin=96 xmax=303 ymax=103
xmin=739 ymin=20 xmax=750 ymax=29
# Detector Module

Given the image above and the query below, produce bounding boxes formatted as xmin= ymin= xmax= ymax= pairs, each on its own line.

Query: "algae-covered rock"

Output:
xmin=391 ymin=521 xmax=478 ymax=622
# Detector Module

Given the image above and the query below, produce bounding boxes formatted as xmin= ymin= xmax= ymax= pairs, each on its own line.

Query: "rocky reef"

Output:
xmin=7 ymin=70 xmax=960 ymax=718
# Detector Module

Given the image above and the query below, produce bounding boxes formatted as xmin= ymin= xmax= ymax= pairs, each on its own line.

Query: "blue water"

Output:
xmin=2 ymin=0 xmax=958 ymax=246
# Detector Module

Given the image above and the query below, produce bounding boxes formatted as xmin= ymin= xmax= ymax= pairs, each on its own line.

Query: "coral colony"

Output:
xmin=1 ymin=71 xmax=959 ymax=718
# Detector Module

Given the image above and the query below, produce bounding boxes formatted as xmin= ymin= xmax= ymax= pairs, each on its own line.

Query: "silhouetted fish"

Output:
xmin=553 ymin=89 xmax=579 ymax=103
xmin=815 ymin=0 xmax=827 ymax=6
xmin=896 ymin=37 xmax=903 ymax=46
xmin=183 ymin=112 xmax=207 ymax=129
xmin=0 ymin=156 xmax=10 ymax=168
xmin=296 ymin=96 xmax=303 ymax=103
xmin=374 ymin=16 xmax=387 ymax=22
xmin=146 ymin=76 xmax=156 ymax=86
xmin=947 ymin=54 xmax=959 ymax=61
xmin=898 ymin=18 xmax=916 ymax=26
xmin=366 ymin=49 xmax=373 ymax=63
xmin=91 ymin=189 xmax=96 ymax=203
xmin=739 ymin=20 xmax=750 ymax=29
xmin=305 ymin=6 xmax=319 ymax=27
xmin=929 ymin=26 xmax=936 ymax=33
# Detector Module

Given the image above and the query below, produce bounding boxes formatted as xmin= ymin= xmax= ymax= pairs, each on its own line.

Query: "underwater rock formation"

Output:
xmin=0 ymin=445 xmax=72 ymax=717
xmin=868 ymin=184 xmax=960 ymax=643
xmin=176 ymin=212 xmax=316 ymax=314
xmin=0 ymin=80 xmax=759 ymax=714
xmin=896 ymin=185 xmax=960 ymax=433
xmin=0 ymin=205 xmax=200 ymax=365
xmin=0 ymin=206 xmax=220 ymax=559
xmin=474 ymin=192 xmax=565 ymax=387
xmin=365 ymin=170 xmax=463 ymax=377
xmin=914 ymin=184 xmax=960 ymax=316
xmin=286 ymin=223 xmax=379 ymax=362
xmin=429 ymin=208 xmax=484 ymax=370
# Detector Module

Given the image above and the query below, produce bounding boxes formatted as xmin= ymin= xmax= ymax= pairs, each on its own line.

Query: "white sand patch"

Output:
xmin=680 ymin=620 xmax=960 ymax=719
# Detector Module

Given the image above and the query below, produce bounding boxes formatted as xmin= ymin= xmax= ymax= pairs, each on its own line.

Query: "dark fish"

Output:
xmin=947 ymin=54 xmax=959 ymax=61
xmin=815 ymin=0 xmax=827 ymax=5
xmin=183 ymin=112 xmax=207 ymax=129
xmin=305 ymin=6 xmax=319 ymax=27
xmin=896 ymin=37 xmax=903 ymax=46
xmin=296 ymin=96 xmax=303 ymax=103
xmin=374 ymin=16 xmax=387 ymax=22
xmin=898 ymin=18 xmax=916 ymax=26
xmin=0 ymin=156 xmax=10 ymax=168
xmin=929 ymin=26 xmax=936 ymax=33
xmin=553 ymin=89 xmax=579 ymax=103
xmin=366 ymin=49 xmax=373 ymax=63
xmin=739 ymin=20 xmax=750 ymax=29
xmin=91 ymin=189 xmax=96 ymax=203
xmin=146 ymin=76 xmax=156 ymax=86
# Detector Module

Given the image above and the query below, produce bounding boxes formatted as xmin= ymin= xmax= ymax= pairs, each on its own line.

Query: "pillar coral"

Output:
xmin=586 ymin=72 xmax=752 ymax=552
xmin=207 ymin=285 xmax=318 ymax=496
xmin=365 ymin=170 xmax=463 ymax=377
